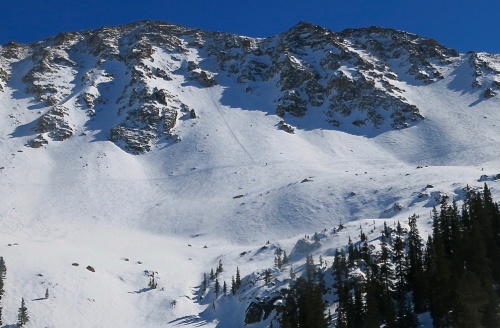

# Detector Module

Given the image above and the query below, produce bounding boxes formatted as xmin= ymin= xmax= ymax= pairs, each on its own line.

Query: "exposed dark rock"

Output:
xmin=276 ymin=90 xmax=306 ymax=117
xmin=152 ymin=88 xmax=170 ymax=105
xmin=154 ymin=67 xmax=171 ymax=80
xmin=163 ymin=110 xmax=178 ymax=131
xmin=277 ymin=120 xmax=295 ymax=134
xmin=190 ymin=70 xmax=217 ymax=87
xmin=86 ymin=265 xmax=95 ymax=272
xmin=33 ymin=106 xmax=73 ymax=141
xmin=109 ymin=126 xmax=155 ymax=154
xmin=187 ymin=61 xmax=199 ymax=71
xmin=484 ymin=88 xmax=496 ymax=98
xmin=27 ymin=135 xmax=49 ymax=148
xmin=244 ymin=296 xmax=283 ymax=324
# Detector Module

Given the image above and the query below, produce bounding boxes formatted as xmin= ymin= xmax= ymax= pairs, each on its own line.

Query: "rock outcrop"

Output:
xmin=1 ymin=20 xmax=498 ymax=153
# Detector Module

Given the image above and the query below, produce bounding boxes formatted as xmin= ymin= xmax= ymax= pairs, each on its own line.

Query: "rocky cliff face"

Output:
xmin=0 ymin=21 xmax=498 ymax=153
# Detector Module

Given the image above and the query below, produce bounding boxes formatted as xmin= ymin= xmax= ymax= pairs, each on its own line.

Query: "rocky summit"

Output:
xmin=2 ymin=20 xmax=497 ymax=154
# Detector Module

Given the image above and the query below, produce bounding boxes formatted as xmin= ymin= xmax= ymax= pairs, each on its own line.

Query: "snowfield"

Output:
xmin=1 ymin=22 xmax=500 ymax=327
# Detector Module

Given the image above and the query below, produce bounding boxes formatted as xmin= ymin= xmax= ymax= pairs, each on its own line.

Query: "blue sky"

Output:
xmin=2 ymin=0 xmax=500 ymax=53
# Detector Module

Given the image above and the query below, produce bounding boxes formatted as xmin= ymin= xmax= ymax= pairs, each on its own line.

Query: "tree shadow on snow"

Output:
xmin=128 ymin=287 xmax=154 ymax=294
xmin=168 ymin=315 xmax=208 ymax=327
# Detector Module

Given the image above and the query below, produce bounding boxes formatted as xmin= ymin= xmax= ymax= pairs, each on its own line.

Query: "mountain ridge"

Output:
xmin=2 ymin=20 xmax=496 ymax=154
xmin=1 ymin=20 xmax=500 ymax=327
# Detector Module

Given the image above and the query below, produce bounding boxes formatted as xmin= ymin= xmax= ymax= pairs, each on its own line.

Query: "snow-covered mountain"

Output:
xmin=1 ymin=20 xmax=500 ymax=327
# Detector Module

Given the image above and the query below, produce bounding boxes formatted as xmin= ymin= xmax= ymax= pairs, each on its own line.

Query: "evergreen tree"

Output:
xmin=316 ymin=267 xmax=325 ymax=293
xmin=282 ymin=277 xmax=328 ymax=328
xmin=289 ymin=267 xmax=296 ymax=280
xmin=235 ymin=267 xmax=241 ymax=289
xmin=305 ymin=255 xmax=315 ymax=282
xmin=148 ymin=272 xmax=157 ymax=289
xmin=361 ymin=237 xmax=372 ymax=266
xmin=223 ymin=281 xmax=227 ymax=296
xmin=202 ymin=273 xmax=207 ymax=292
xmin=282 ymin=250 xmax=289 ymax=265
xmin=452 ymin=271 xmax=488 ymax=328
xmin=352 ymin=283 xmax=365 ymax=327
xmin=17 ymin=298 xmax=29 ymax=327
xmin=214 ymin=278 xmax=220 ymax=297
xmin=0 ymin=270 xmax=4 ymax=300
xmin=335 ymin=281 xmax=349 ymax=328
xmin=364 ymin=276 xmax=381 ymax=328
xmin=0 ymin=257 xmax=5 ymax=278
xmin=379 ymin=238 xmax=394 ymax=291
xmin=217 ymin=259 xmax=223 ymax=273
xmin=275 ymin=254 xmax=283 ymax=270
xmin=347 ymin=237 xmax=355 ymax=267
xmin=0 ymin=257 xmax=4 ymax=327
xmin=380 ymin=289 xmax=396 ymax=328
xmin=264 ymin=269 xmax=271 ymax=284
xmin=393 ymin=233 xmax=407 ymax=301
xmin=231 ymin=276 xmax=236 ymax=295
xmin=45 ymin=288 xmax=49 ymax=299
xmin=397 ymin=299 xmax=418 ymax=328
xmin=407 ymin=214 xmax=427 ymax=312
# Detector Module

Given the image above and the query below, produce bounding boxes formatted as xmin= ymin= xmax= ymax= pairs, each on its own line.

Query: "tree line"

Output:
xmin=276 ymin=184 xmax=500 ymax=328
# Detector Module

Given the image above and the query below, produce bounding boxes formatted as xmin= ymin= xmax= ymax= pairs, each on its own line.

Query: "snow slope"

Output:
xmin=0 ymin=21 xmax=500 ymax=327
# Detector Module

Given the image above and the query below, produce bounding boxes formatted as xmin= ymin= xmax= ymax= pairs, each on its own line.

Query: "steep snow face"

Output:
xmin=1 ymin=21 xmax=500 ymax=327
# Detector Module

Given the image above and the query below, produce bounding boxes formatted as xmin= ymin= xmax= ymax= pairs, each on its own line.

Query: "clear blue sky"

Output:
xmin=2 ymin=0 xmax=500 ymax=54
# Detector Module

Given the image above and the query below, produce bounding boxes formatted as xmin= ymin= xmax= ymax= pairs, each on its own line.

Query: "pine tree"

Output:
xmin=361 ymin=237 xmax=372 ymax=266
xmin=0 ymin=270 xmax=4 ymax=300
xmin=364 ymin=276 xmax=381 ymax=328
xmin=202 ymin=273 xmax=207 ymax=292
xmin=305 ymin=255 xmax=315 ymax=282
xmin=282 ymin=250 xmax=289 ymax=265
xmin=210 ymin=268 xmax=215 ymax=280
xmin=231 ymin=276 xmax=236 ymax=295
xmin=148 ymin=272 xmax=157 ymax=289
xmin=397 ymin=299 xmax=418 ymax=328
xmin=317 ymin=267 xmax=325 ymax=292
xmin=379 ymin=238 xmax=394 ymax=291
xmin=0 ymin=257 xmax=4 ymax=327
xmin=407 ymin=214 xmax=427 ymax=312
xmin=452 ymin=271 xmax=488 ymax=328
xmin=289 ymin=267 xmax=296 ymax=280
xmin=0 ymin=257 xmax=5 ymax=278
xmin=352 ymin=284 xmax=365 ymax=327
xmin=264 ymin=269 xmax=271 ymax=284
xmin=223 ymin=281 xmax=227 ymax=296
xmin=283 ymin=277 xmax=328 ymax=328
xmin=347 ymin=237 xmax=355 ymax=267
xmin=17 ymin=298 xmax=29 ymax=327
xmin=393 ymin=233 xmax=407 ymax=301
xmin=45 ymin=288 xmax=49 ymax=299
xmin=214 ymin=278 xmax=220 ymax=297
xmin=235 ymin=267 xmax=241 ymax=289
xmin=217 ymin=259 xmax=223 ymax=273
xmin=275 ymin=254 xmax=283 ymax=270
